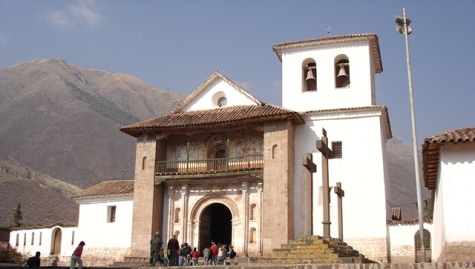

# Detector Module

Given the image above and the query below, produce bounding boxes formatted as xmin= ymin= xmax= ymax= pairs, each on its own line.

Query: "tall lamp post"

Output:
xmin=395 ymin=8 xmax=426 ymax=262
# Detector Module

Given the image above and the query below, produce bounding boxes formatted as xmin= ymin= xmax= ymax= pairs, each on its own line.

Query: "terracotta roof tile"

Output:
xmin=121 ymin=104 xmax=305 ymax=136
xmin=422 ymin=127 xmax=475 ymax=190
xmin=72 ymin=180 xmax=134 ymax=199
xmin=273 ymin=33 xmax=383 ymax=73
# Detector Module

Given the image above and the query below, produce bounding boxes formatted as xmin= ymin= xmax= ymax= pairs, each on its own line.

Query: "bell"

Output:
xmin=305 ymin=69 xmax=315 ymax=81
xmin=337 ymin=66 xmax=348 ymax=77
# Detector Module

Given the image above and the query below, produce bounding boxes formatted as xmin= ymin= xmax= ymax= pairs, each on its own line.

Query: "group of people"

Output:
xmin=150 ymin=233 xmax=237 ymax=266
xmin=202 ymin=241 xmax=236 ymax=266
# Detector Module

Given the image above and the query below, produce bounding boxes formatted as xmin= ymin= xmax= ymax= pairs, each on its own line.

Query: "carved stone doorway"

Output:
xmin=199 ymin=203 xmax=232 ymax=251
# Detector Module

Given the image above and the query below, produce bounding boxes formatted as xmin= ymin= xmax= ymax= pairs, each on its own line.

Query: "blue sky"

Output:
xmin=1 ymin=1 xmax=474 ymax=146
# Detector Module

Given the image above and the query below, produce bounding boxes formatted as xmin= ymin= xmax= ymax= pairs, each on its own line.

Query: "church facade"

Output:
xmin=120 ymin=33 xmax=392 ymax=262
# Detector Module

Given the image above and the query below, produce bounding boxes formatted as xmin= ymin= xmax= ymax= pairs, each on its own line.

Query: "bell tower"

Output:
xmin=274 ymin=34 xmax=382 ymax=112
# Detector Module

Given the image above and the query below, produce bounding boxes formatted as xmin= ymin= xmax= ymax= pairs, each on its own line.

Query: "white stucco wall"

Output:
xmin=388 ymin=222 xmax=433 ymax=263
xmin=9 ymin=226 xmax=77 ymax=260
xmin=281 ymin=41 xmax=376 ymax=112
xmin=76 ymin=195 xmax=133 ymax=248
xmin=292 ymin=109 xmax=390 ymax=262
xmin=182 ymin=79 xmax=256 ymax=111
xmin=432 ymin=142 xmax=475 ymax=261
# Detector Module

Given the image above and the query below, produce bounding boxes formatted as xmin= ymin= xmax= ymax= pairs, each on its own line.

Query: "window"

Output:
xmin=142 ymin=156 xmax=147 ymax=170
xmin=250 ymin=204 xmax=256 ymax=220
xmin=23 ymin=233 xmax=26 ymax=246
xmin=332 ymin=142 xmax=342 ymax=159
xmin=15 ymin=234 xmax=19 ymax=247
xmin=71 ymin=231 xmax=74 ymax=245
xmin=31 ymin=232 xmax=34 ymax=245
xmin=107 ymin=206 xmax=116 ymax=223
xmin=39 ymin=232 xmax=42 ymax=246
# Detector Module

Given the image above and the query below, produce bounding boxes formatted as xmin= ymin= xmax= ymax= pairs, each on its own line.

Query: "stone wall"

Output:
xmin=437 ymin=242 xmax=475 ymax=262
xmin=345 ymin=237 xmax=388 ymax=263
xmin=80 ymin=247 xmax=131 ymax=267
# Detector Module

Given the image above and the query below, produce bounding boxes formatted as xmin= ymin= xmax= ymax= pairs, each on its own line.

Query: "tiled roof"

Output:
xmin=273 ymin=33 xmax=383 ymax=73
xmin=422 ymin=127 xmax=475 ymax=190
xmin=71 ymin=180 xmax=134 ymax=199
xmin=121 ymin=104 xmax=305 ymax=137
xmin=301 ymin=105 xmax=392 ymax=139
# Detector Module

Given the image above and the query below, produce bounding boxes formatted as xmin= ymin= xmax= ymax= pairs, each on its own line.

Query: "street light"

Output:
xmin=395 ymin=8 xmax=426 ymax=262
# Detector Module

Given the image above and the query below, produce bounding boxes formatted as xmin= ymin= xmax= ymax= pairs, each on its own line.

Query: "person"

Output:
xmin=217 ymin=244 xmax=226 ymax=265
xmin=70 ymin=241 xmax=85 ymax=269
xmin=183 ymin=243 xmax=192 ymax=265
xmin=162 ymin=247 xmax=169 ymax=267
xmin=167 ymin=235 xmax=179 ymax=266
xmin=228 ymin=246 xmax=236 ymax=265
xmin=178 ymin=244 xmax=186 ymax=266
xmin=209 ymin=242 xmax=219 ymax=265
xmin=190 ymin=247 xmax=199 ymax=266
xmin=202 ymin=246 xmax=211 ymax=265
xmin=26 ymin=251 xmax=41 ymax=267
xmin=150 ymin=231 xmax=163 ymax=266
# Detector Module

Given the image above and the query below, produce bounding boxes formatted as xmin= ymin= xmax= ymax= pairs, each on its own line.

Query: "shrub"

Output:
xmin=0 ymin=245 xmax=24 ymax=264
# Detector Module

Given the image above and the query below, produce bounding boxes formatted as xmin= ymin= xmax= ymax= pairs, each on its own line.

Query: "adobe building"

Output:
xmin=120 ymin=33 xmax=392 ymax=262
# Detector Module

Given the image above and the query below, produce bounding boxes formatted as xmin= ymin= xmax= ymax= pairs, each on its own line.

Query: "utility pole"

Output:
xmin=395 ymin=8 xmax=426 ymax=262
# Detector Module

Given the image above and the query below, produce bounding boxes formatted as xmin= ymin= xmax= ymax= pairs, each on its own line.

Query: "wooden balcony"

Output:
xmin=155 ymin=155 xmax=264 ymax=175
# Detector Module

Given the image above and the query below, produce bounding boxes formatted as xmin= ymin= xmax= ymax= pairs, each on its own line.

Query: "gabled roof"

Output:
xmin=71 ymin=180 xmax=134 ymax=199
xmin=273 ymin=33 xmax=383 ymax=73
xmin=171 ymin=71 xmax=263 ymax=113
xmin=422 ymin=127 xmax=475 ymax=190
xmin=121 ymin=104 xmax=305 ymax=137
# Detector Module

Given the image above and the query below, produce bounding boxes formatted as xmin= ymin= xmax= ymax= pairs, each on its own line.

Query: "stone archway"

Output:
xmin=199 ymin=203 xmax=232 ymax=251
xmin=190 ymin=195 xmax=239 ymax=252
xmin=51 ymin=228 xmax=62 ymax=255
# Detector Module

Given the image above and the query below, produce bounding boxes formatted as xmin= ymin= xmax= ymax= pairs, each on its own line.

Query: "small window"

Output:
xmin=108 ymin=206 xmax=116 ymax=223
xmin=23 ymin=233 xmax=26 ymax=246
xmin=15 ymin=234 xmax=19 ymax=246
xmin=332 ymin=142 xmax=342 ymax=159
xmin=39 ymin=232 xmax=42 ymax=246
xmin=71 ymin=231 xmax=75 ymax=245
xmin=31 ymin=232 xmax=34 ymax=245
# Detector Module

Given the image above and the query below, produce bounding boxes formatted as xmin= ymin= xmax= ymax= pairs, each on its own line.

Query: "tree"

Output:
xmin=12 ymin=202 xmax=22 ymax=227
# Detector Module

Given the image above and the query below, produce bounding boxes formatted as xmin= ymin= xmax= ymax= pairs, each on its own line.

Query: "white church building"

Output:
xmin=9 ymin=33 xmax=454 ymax=266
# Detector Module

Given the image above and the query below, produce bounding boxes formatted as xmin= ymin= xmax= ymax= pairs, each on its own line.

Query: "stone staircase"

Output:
xmin=250 ymin=235 xmax=368 ymax=265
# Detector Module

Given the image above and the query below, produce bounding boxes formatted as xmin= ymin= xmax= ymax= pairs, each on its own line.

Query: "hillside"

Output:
xmin=0 ymin=58 xmax=428 ymax=226
xmin=0 ymin=150 xmax=81 ymax=227
xmin=0 ymin=58 xmax=185 ymax=188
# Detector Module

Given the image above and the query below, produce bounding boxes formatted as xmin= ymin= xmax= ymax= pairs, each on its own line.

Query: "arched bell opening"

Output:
xmin=335 ymin=56 xmax=350 ymax=88
xmin=302 ymin=60 xmax=317 ymax=92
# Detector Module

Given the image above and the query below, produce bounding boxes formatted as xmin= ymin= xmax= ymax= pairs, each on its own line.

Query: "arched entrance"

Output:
xmin=199 ymin=203 xmax=232 ymax=251
xmin=51 ymin=228 xmax=62 ymax=255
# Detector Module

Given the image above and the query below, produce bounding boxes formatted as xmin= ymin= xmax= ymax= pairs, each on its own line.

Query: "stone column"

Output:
xmin=242 ymin=181 xmax=249 ymax=256
xmin=167 ymin=186 xmax=175 ymax=239
xmin=257 ymin=182 xmax=263 ymax=256
xmin=130 ymin=134 xmax=158 ymax=257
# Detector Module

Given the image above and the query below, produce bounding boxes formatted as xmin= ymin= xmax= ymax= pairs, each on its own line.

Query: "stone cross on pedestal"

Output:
xmin=316 ymin=128 xmax=332 ymax=239
xmin=334 ymin=182 xmax=344 ymax=241
xmin=302 ymin=153 xmax=316 ymax=235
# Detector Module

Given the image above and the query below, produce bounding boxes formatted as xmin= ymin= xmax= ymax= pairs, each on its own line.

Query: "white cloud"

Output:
xmin=48 ymin=0 xmax=101 ymax=29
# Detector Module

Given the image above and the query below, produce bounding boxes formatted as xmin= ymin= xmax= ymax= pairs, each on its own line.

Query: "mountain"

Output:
xmin=0 ymin=58 xmax=427 ymax=227
xmin=386 ymin=138 xmax=431 ymax=220
xmin=0 ymin=58 xmax=185 ymax=189
xmin=0 ymin=150 xmax=81 ymax=227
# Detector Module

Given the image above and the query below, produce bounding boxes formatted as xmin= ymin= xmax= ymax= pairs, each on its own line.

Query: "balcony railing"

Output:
xmin=155 ymin=155 xmax=264 ymax=175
